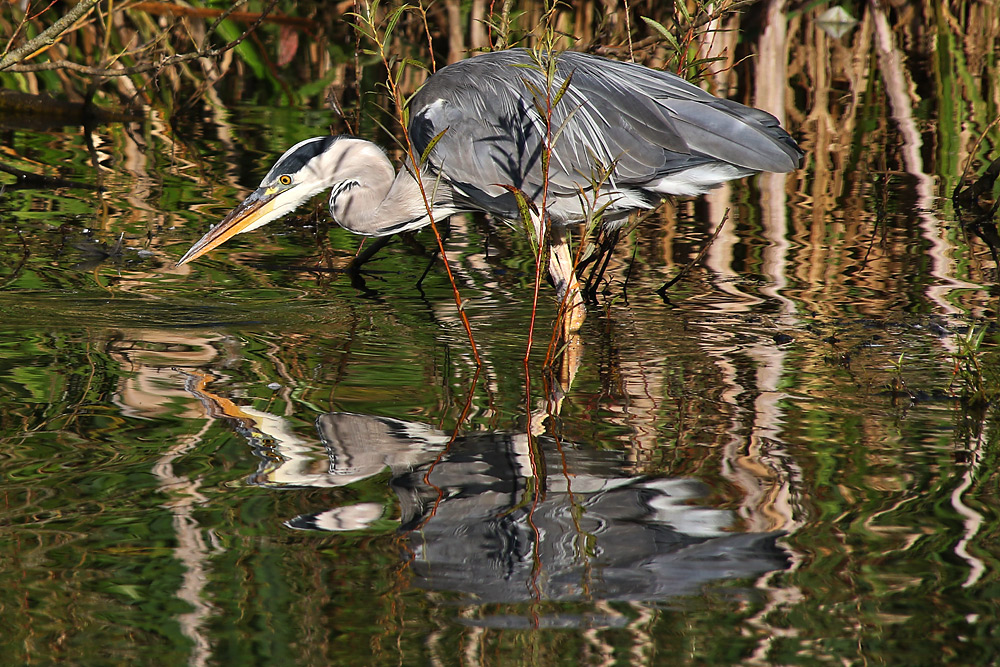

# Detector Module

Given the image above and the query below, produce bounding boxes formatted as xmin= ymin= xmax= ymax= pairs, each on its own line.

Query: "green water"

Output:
xmin=3 ymin=100 xmax=1000 ymax=665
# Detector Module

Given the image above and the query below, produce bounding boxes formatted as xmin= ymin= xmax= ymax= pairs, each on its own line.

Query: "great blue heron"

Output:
xmin=177 ymin=48 xmax=801 ymax=328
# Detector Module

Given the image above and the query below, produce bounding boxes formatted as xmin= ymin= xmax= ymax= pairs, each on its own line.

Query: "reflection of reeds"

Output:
xmin=788 ymin=2 xmax=999 ymax=315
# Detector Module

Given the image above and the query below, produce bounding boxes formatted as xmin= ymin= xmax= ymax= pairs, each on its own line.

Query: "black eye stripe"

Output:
xmin=264 ymin=136 xmax=340 ymax=183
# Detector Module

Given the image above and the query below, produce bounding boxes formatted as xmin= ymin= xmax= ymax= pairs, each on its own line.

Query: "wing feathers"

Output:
xmin=408 ymin=49 xmax=801 ymax=218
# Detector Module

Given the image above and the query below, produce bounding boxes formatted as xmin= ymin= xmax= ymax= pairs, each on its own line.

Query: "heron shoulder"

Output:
xmin=404 ymin=48 xmax=801 ymax=219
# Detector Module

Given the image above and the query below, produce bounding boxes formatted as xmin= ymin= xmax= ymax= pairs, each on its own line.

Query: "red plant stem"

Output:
xmin=376 ymin=42 xmax=481 ymax=367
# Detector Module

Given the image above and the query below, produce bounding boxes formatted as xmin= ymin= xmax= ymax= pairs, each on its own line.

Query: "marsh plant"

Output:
xmin=951 ymin=325 xmax=1000 ymax=414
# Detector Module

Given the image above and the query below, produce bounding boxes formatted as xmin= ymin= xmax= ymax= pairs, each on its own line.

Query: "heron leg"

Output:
xmin=583 ymin=227 xmax=621 ymax=301
xmin=348 ymin=235 xmax=393 ymax=272
xmin=415 ymin=220 xmax=452 ymax=288
xmin=547 ymin=224 xmax=586 ymax=336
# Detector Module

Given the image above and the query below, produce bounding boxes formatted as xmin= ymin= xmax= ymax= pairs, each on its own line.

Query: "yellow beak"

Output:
xmin=176 ymin=188 xmax=278 ymax=266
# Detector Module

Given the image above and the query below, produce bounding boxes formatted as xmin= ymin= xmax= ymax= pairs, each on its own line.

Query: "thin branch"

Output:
xmin=129 ymin=2 xmax=314 ymax=29
xmin=0 ymin=0 xmax=102 ymax=71
xmin=0 ymin=0 xmax=57 ymax=62
xmin=1 ymin=0 xmax=278 ymax=77
xmin=355 ymin=1 xmax=481 ymax=365
xmin=593 ymin=0 xmax=762 ymax=59
xmin=657 ymin=208 xmax=729 ymax=295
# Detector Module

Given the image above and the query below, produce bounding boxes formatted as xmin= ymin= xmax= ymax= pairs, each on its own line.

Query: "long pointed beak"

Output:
xmin=176 ymin=189 xmax=278 ymax=266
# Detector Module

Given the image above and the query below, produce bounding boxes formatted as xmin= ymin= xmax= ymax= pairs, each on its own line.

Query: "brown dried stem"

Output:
xmin=1 ymin=0 xmax=278 ymax=78
xmin=0 ymin=0 xmax=102 ymax=70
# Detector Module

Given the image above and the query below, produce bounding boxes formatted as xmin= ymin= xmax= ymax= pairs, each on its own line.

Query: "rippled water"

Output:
xmin=4 ymin=17 xmax=1000 ymax=667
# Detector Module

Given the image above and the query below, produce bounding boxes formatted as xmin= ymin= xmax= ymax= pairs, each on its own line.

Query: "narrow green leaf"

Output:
xmin=497 ymin=185 xmax=539 ymax=251
xmin=384 ymin=5 xmax=411 ymax=42
xmin=214 ymin=19 xmax=266 ymax=80
xmin=641 ymin=16 xmax=680 ymax=51
xmin=400 ymin=57 xmax=428 ymax=72
xmin=550 ymin=105 xmax=581 ymax=148
xmin=552 ymin=70 xmax=574 ymax=107
xmin=676 ymin=1 xmax=691 ymax=23
xmin=521 ymin=77 xmax=543 ymax=101
xmin=345 ymin=13 xmax=376 ymax=40
xmin=420 ymin=128 xmax=448 ymax=165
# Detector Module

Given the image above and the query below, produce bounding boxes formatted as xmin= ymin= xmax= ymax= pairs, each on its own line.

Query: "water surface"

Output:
xmin=3 ymin=6 xmax=1000 ymax=665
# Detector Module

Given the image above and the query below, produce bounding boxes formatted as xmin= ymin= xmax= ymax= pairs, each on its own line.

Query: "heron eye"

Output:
xmin=278 ymin=174 xmax=293 ymax=186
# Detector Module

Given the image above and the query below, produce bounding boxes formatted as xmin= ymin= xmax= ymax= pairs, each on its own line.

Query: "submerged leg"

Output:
xmin=347 ymin=235 xmax=393 ymax=273
xmin=345 ymin=236 xmax=394 ymax=291
xmin=415 ymin=220 xmax=452 ymax=287
xmin=583 ymin=226 xmax=621 ymax=301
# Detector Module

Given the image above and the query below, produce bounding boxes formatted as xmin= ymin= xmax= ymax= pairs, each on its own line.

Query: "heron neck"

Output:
xmin=331 ymin=161 xmax=437 ymax=237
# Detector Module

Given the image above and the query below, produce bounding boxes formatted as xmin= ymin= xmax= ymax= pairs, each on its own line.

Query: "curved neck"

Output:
xmin=328 ymin=142 xmax=439 ymax=237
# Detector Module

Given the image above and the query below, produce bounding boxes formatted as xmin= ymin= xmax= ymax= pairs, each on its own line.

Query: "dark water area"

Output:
xmin=4 ymin=5 xmax=1000 ymax=666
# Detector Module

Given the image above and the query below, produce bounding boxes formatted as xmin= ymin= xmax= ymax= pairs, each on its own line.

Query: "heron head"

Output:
xmin=177 ymin=136 xmax=347 ymax=266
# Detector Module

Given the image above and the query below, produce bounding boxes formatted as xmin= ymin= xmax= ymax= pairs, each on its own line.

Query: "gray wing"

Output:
xmin=407 ymin=49 xmax=801 ymax=217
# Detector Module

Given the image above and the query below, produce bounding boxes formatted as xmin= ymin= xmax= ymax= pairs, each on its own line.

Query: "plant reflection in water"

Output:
xmin=187 ymin=379 xmax=791 ymax=626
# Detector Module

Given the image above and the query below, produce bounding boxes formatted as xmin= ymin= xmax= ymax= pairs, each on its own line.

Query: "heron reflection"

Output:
xmin=236 ymin=411 xmax=790 ymax=610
